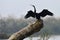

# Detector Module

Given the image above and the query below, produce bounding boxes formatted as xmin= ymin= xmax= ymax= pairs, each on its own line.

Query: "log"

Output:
xmin=8 ymin=19 xmax=43 ymax=40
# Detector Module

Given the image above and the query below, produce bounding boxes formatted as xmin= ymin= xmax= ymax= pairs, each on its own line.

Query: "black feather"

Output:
xmin=39 ymin=9 xmax=53 ymax=17
xmin=25 ymin=5 xmax=53 ymax=20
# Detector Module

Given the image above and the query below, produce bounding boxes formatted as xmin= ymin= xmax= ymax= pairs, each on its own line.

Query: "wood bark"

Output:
xmin=8 ymin=19 xmax=43 ymax=40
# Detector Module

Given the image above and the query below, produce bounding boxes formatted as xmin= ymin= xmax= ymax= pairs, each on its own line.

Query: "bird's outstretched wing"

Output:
xmin=25 ymin=10 xmax=35 ymax=19
xmin=25 ymin=5 xmax=36 ymax=19
xmin=39 ymin=9 xmax=53 ymax=17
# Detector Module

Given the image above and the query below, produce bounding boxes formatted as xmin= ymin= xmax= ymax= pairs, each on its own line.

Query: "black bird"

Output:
xmin=25 ymin=5 xmax=53 ymax=20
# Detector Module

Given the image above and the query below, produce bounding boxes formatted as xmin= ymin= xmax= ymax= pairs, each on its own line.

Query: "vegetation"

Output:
xmin=0 ymin=17 xmax=60 ymax=38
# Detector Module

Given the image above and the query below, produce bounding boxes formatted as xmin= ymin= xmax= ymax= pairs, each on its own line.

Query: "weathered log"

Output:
xmin=8 ymin=19 xmax=43 ymax=40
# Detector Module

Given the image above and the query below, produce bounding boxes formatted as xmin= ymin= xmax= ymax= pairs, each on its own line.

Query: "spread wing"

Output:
xmin=39 ymin=9 xmax=53 ymax=17
xmin=25 ymin=5 xmax=37 ymax=19
xmin=25 ymin=10 xmax=35 ymax=19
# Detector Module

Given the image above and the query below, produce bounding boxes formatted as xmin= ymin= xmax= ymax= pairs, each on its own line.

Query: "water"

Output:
xmin=24 ymin=35 xmax=60 ymax=40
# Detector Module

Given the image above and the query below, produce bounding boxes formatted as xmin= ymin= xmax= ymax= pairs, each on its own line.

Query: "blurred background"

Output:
xmin=0 ymin=0 xmax=60 ymax=40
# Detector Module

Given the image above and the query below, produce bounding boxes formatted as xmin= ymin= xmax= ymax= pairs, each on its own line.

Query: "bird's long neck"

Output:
xmin=32 ymin=5 xmax=36 ymax=13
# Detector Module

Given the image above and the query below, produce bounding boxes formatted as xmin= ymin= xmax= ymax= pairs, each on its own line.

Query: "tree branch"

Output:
xmin=8 ymin=19 xmax=43 ymax=40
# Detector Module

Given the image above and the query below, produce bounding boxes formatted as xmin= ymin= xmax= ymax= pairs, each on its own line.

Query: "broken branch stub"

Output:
xmin=8 ymin=19 xmax=43 ymax=40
